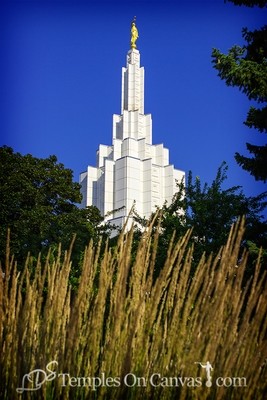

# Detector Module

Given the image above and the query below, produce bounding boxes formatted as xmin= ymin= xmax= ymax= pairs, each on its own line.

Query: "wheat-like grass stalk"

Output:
xmin=0 ymin=217 xmax=266 ymax=399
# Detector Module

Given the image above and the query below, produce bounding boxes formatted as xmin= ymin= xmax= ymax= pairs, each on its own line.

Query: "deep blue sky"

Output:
xmin=1 ymin=0 xmax=266 ymax=201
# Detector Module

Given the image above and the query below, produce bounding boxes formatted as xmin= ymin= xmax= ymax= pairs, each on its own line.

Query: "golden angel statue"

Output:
xmin=130 ymin=18 xmax=139 ymax=49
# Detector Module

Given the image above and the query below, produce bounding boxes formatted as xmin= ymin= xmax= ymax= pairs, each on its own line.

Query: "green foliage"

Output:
xmin=212 ymin=4 xmax=267 ymax=181
xmin=0 ymin=146 xmax=110 ymax=268
xmin=136 ymin=163 xmax=267 ymax=275
xmin=225 ymin=0 xmax=267 ymax=7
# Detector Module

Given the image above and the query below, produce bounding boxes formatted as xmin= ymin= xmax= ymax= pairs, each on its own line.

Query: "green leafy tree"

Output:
xmin=225 ymin=0 xmax=267 ymax=7
xmin=0 ymin=146 xmax=110 ymax=267
xmin=136 ymin=163 xmax=267 ymax=276
xmin=212 ymin=0 xmax=267 ymax=181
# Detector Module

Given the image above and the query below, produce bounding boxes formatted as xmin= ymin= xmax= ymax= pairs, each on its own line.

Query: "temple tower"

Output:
xmin=80 ymin=19 xmax=185 ymax=230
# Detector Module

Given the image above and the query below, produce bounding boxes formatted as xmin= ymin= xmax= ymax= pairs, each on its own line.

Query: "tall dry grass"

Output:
xmin=0 ymin=217 xmax=266 ymax=399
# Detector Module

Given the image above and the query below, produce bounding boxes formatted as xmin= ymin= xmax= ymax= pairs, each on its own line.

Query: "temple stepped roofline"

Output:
xmin=80 ymin=20 xmax=185 ymax=231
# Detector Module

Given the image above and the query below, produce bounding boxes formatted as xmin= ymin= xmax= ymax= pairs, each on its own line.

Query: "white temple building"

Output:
xmin=80 ymin=20 xmax=185 ymax=231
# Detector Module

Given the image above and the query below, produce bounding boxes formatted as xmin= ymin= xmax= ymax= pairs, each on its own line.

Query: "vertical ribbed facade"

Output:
xmin=80 ymin=47 xmax=185 ymax=231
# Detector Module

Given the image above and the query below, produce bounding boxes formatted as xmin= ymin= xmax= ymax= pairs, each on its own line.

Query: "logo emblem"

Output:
xmin=195 ymin=361 xmax=213 ymax=387
xmin=16 ymin=361 xmax=58 ymax=393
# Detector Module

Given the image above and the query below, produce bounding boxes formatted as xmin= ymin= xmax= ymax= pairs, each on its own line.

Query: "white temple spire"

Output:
xmin=80 ymin=21 xmax=185 ymax=232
